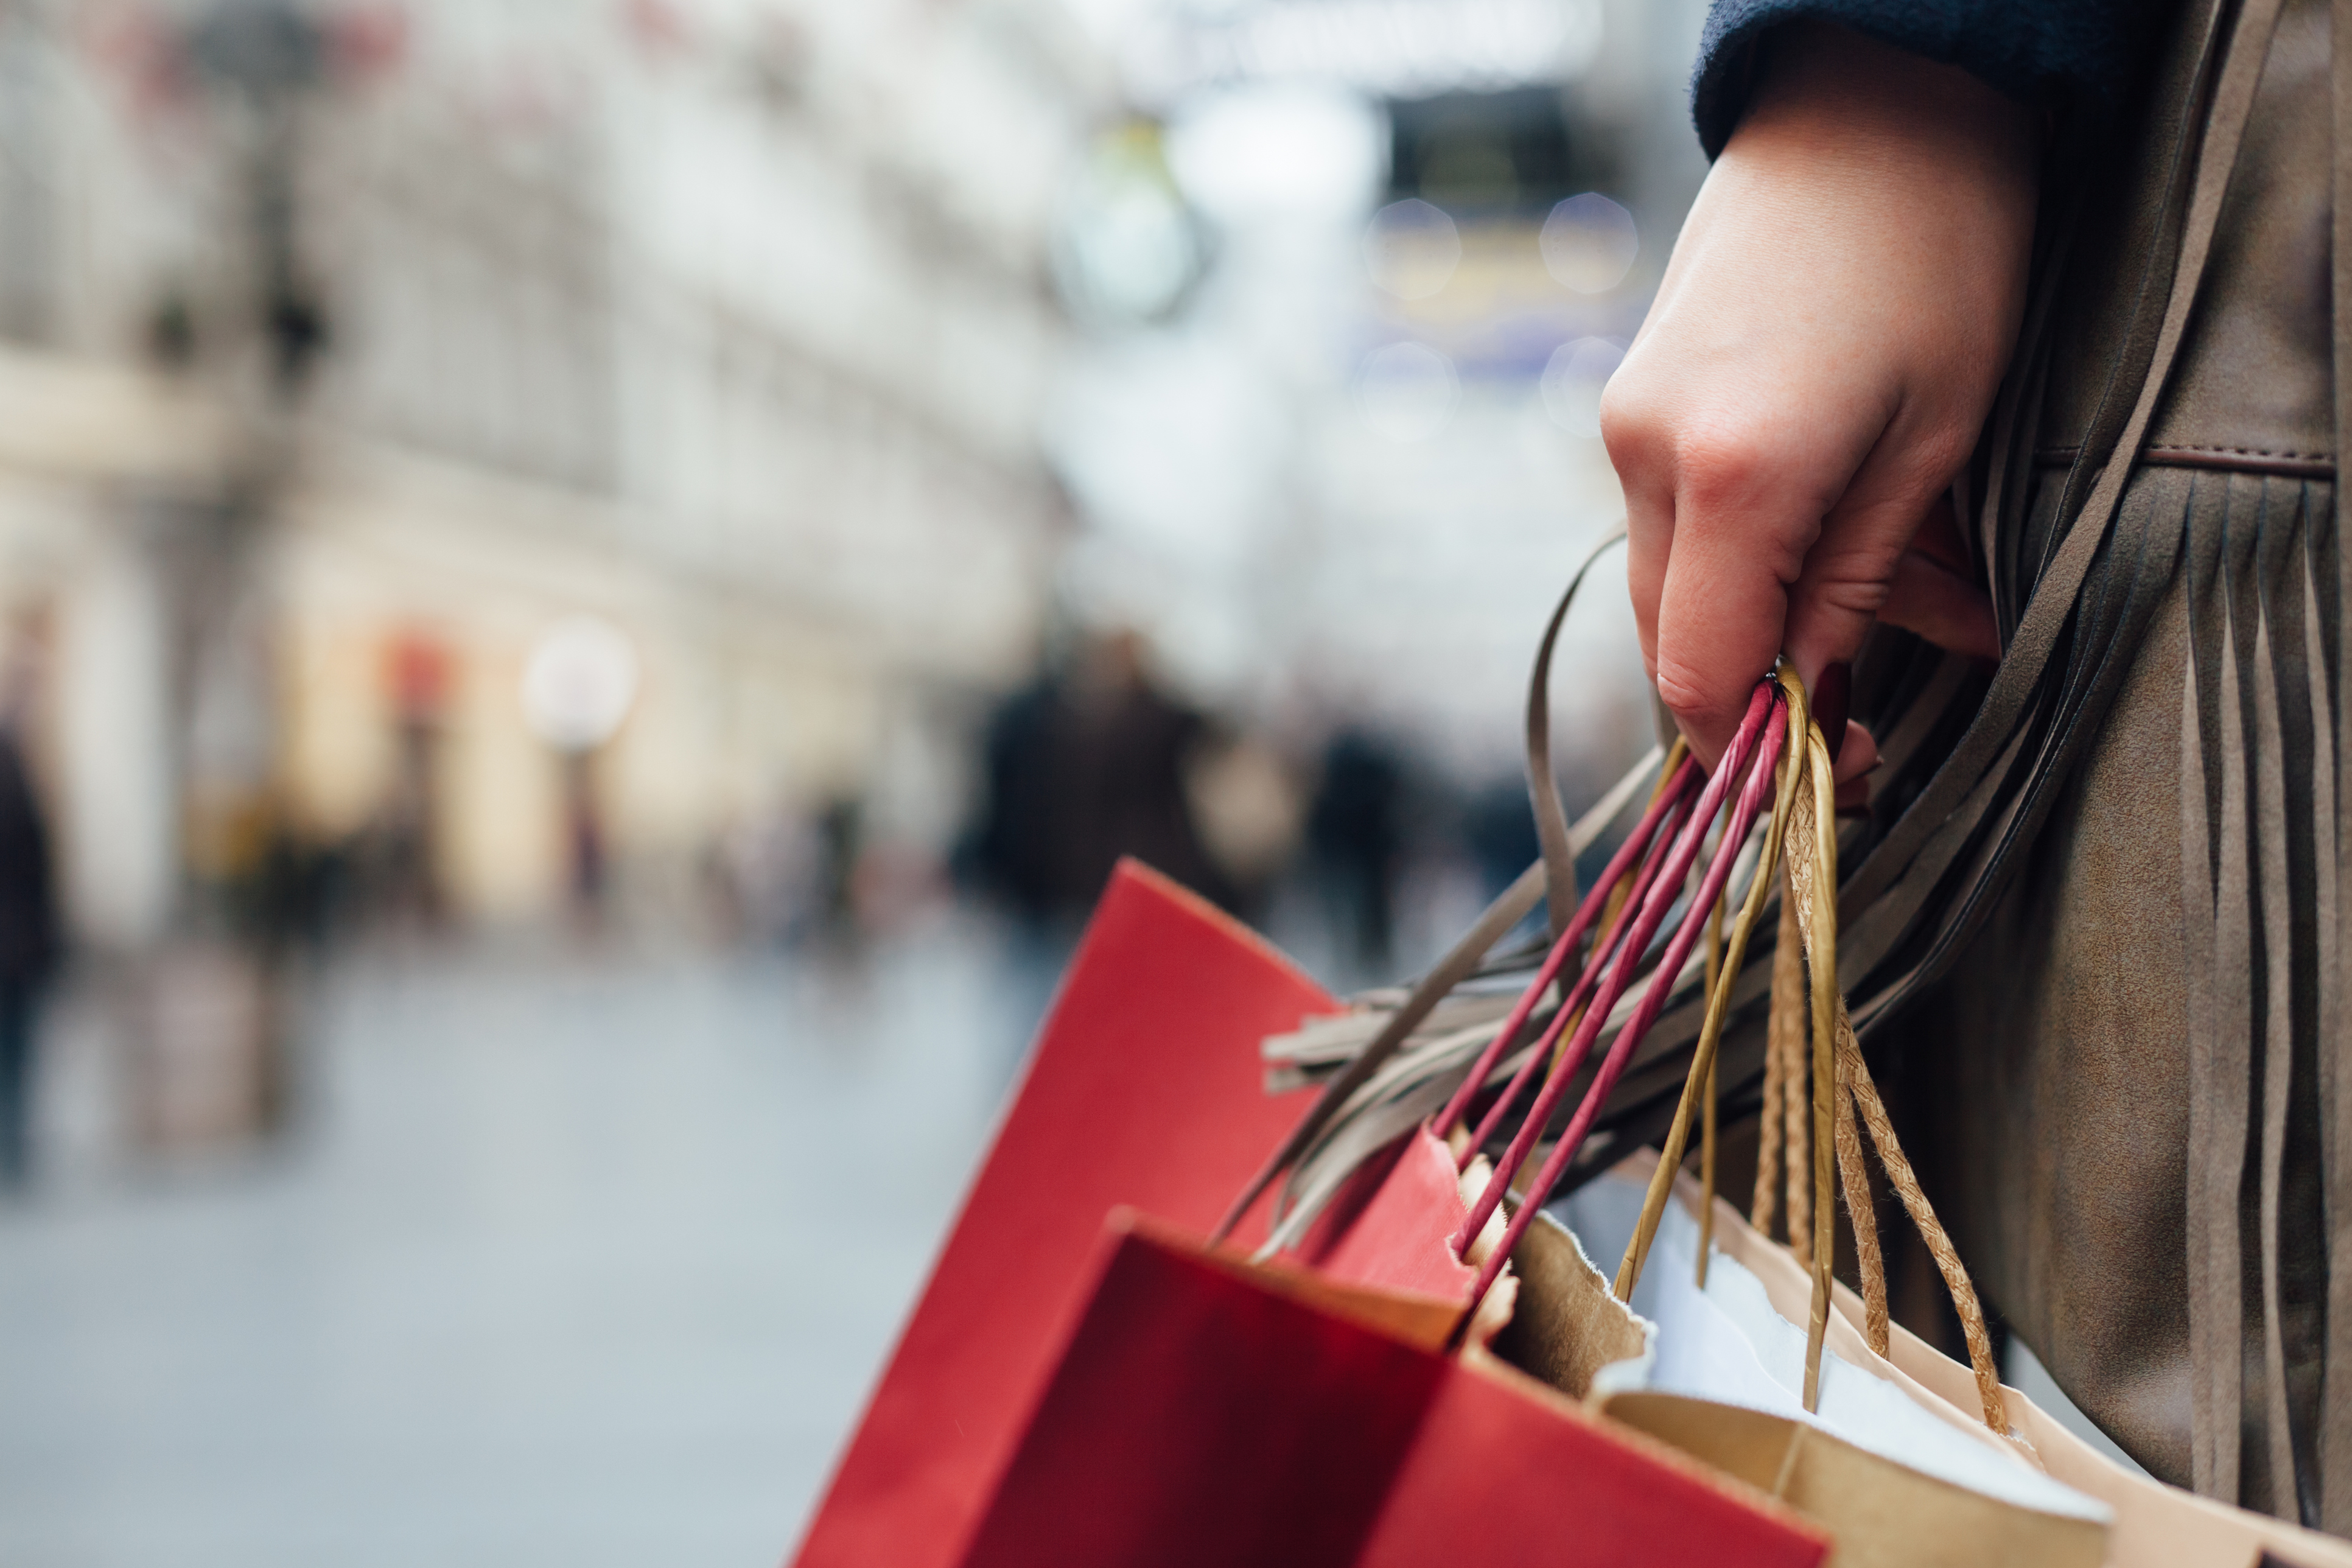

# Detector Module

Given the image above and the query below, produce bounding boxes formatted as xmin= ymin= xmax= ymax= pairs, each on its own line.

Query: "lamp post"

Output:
xmin=127 ymin=0 xmax=352 ymax=1148
xmin=521 ymin=617 xmax=641 ymax=922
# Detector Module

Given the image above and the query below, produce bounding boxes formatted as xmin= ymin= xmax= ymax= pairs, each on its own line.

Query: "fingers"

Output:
xmin=1615 ymin=390 xmax=1840 ymax=771
xmin=1835 ymin=723 xmax=1878 ymax=811
xmin=1620 ymin=460 xmax=1673 ymax=691
xmin=1610 ymin=381 xmax=1780 ymax=774
xmin=1833 ymin=721 xmax=1877 ymax=785
xmin=1776 ymin=495 xmax=1911 ymax=709
xmin=1878 ymin=548 xmax=2001 ymax=660
xmin=1647 ymin=481 xmax=1807 ymax=771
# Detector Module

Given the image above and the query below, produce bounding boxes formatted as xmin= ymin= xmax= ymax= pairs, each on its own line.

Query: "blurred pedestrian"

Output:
xmin=0 ymin=726 xmax=57 ymax=1186
xmin=1185 ymin=733 xmax=1304 ymax=924
xmin=968 ymin=629 xmax=1235 ymax=928
xmin=1461 ymin=775 xmax=1540 ymax=905
xmin=1305 ymin=727 xmax=1406 ymax=971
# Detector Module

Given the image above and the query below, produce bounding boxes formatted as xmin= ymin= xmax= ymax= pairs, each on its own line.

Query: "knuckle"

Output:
xmin=1596 ymin=379 xmax=1661 ymax=463
xmin=1671 ymin=421 xmax=1778 ymax=512
xmin=1650 ymin=659 xmax=1721 ymax=724
xmin=1813 ymin=576 xmax=1894 ymax=622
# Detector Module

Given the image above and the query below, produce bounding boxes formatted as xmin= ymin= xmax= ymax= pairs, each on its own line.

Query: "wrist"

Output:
xmin=1731 ymin=21 xmax=2041 ymax=200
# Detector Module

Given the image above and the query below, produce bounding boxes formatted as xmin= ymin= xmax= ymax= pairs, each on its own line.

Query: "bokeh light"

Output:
xmin=1056 ymin=125 xmax=1205 ymax=326
xmin=1362 ymin=198 xmax=1461 ymax=300
xmin=1165 ymin=82 xmax=1386 ymax=223
xmin=1540 ymin=335 xmax=1625 ymax=436
xmin=1541 ymin=192 xmax=1639 ymax=294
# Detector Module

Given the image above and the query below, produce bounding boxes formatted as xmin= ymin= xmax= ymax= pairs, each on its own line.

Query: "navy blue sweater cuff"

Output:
xmin=1691 ymin=0 xmax=2165 ymax=158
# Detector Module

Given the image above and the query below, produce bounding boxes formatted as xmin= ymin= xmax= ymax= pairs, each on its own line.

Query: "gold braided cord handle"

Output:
xmin=1614 ymin=673 xmax=1807 ymax=1300
xmin=1780 ymin=737 xmax=1887 ymax=1358
xmin=1751 ymin=898 xmax=1784 ymax=1241
xmin=1616 ymin=665 xmax=2009 ymax=1435
xmin=1833 ymin=1052 xmax=1887 ymax=1354
xmin=1778 ymin=686 xmax=2004 ymax=1438
xmin=1760 ymin=860 xmax=1813 ymax=1264
xmin=1799 ymin=723 xmax=1839 ymax=1414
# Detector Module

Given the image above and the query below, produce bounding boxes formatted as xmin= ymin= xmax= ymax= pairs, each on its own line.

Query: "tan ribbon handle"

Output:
xmin=1212 ymin=525 xmax=1636 ymax=1246
xmin=1613 ymin=666 xmax=2011 ymax=1435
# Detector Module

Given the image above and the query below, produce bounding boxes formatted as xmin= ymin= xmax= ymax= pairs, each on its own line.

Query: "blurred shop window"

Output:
xmin=1384 ymin=86 xmax=1609 ymax=217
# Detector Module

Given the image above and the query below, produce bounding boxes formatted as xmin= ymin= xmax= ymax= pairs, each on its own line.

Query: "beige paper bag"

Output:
xmin=1624 ymin=1147 xmax=2352 ymax=1568
xmin=1496 ymin=1179 xmax=2109 ymax=1566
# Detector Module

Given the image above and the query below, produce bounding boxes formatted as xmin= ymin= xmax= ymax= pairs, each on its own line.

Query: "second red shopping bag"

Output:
xmin=959 ymin=1214 xmax=1830 ymax=1568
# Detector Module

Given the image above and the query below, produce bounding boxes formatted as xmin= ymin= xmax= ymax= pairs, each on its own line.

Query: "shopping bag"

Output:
xmin=1559 ymin=1157 xmax=2107 ymax=1516
xmin=1489 ymin=1204 xmax=1657 ymax=1397
xmin=1242 ymin=665 xmax=2123 ymax=1564
xmin=1599 ymin=1149 xmax=2352 ymax=1568
xmin=1551 ymin=709 xmax=2345 ymax=1566
xmin=791 ymin=860 xmax=1340 ymax=1568
xmin=1289 ymin=1122 xmax=1481 ymax=1300
xmin=1597 ymin=1389 xmax=2106 ymax=1568
xmin=956 ymin=1209 xmax=1832 ymax=1568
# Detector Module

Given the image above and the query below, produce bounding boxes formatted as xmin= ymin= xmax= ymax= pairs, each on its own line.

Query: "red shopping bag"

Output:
xmin=791 ymin=861 xmax=1341 ymax=1568
xmin=958 ymin=1213 xmax=1830 ymax=1567
xmin=1293 ymin=1124 xmax=1481 ymax=1300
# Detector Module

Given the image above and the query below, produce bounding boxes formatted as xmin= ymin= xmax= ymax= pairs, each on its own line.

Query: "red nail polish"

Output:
xmin=1815 ymin=661 xmax=1851 ymax=764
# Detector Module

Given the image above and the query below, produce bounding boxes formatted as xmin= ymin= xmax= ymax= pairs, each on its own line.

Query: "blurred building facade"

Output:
xmin=0 ymin=0 xmax=1100 ymax=951
xmin=1050 ymin=0 xmax=1703 ymax=795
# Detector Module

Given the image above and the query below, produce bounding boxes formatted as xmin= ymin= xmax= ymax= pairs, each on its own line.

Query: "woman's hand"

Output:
xmin=1600 ymin=21 xmax=2037 ymax=784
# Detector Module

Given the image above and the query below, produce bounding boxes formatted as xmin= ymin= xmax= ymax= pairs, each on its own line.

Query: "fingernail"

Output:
xmin=1815 ymin=661 xmax=1851 ymax=763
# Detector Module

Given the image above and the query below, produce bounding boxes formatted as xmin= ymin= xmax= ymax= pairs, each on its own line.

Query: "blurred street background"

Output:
xmin=0 ymin=0 xmax=1701 ymax=1561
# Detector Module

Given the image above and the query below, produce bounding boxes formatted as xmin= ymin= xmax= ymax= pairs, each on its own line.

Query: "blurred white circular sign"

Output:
xmin=520 ymin=616 xmax=639 ymax=752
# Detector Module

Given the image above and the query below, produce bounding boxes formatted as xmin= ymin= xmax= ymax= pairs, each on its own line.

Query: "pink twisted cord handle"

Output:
xmin=1455 ymin=783 xmax=1692 ymax=1167
xmin=1448 ymin=679 xmax=1787 ymax=1307
xmin=1427 ymin=755 xmax=1698 ymax=1150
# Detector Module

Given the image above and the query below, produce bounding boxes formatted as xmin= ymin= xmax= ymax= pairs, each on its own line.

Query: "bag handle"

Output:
xmin=1527 ymin=527 xmax=1630 ymax=942
xmin=1447 ymin=679 xmax=1791 ymax=1328
xmin=1249 ymin=753 xmax=1663 ymax=1261
xmin=1783 ymin=752 xmax=2009 ymax=1431
xmin=1615 ymin=668 xmax=1808 ymax=1297
xmin=1429 ymin=749 xmax=1693 ymax=1158
xmin=1211 ymin=527 xmax=1637 ymax=1245
xmin=1611 ymin=668 xmax=2011 ymax=1433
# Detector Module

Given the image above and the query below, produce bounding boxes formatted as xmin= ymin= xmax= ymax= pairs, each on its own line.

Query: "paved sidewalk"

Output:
xmin=0 ymin=926 xmax=1026 ymax=1567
